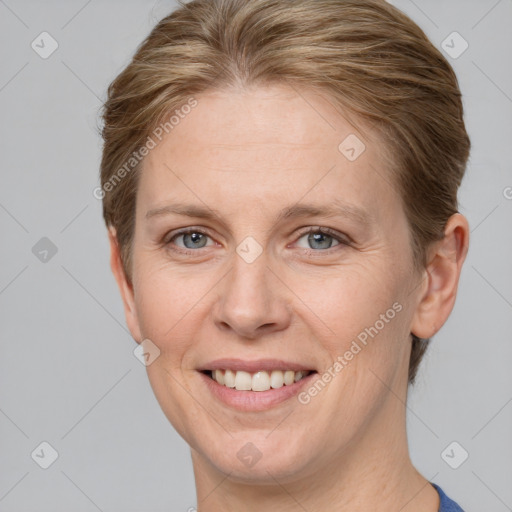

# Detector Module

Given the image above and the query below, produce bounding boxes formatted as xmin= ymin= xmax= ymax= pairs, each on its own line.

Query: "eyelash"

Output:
xmin=164 ymin=226 xmax=351 ymax=256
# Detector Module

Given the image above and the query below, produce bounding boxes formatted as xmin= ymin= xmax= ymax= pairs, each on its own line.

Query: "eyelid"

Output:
xmin=164 ymin=226 xmax=212 ymax=243
xmin=164 ymin=227 xmax=216 ymax=249
xmin=293 ymin=226 xmax=351 ymax=246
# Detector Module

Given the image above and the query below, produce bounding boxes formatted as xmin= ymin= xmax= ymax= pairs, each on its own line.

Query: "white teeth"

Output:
xmin=252 ymin=371 xmax=271 ymax=391
xmin=224 ymin=369 xmax=236 ymax=388
xmin=234 ymin=371 xmax=252 ymax=390
xmin=214 ymin=369 xmax=224 ymax=385
xmin=284 ymin=370 xmax=295 ymax=386
xmin=210 ymin=369 xmax=311 ymax=391
xmin=270 ymin=370 xmax=284 ymax=389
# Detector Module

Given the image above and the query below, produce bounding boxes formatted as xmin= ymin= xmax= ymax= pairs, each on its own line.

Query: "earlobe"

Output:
xmin=108 ymin=227 xmax=143 ymax=343
xmin=410 ymin=213 xmax=470 ymax=340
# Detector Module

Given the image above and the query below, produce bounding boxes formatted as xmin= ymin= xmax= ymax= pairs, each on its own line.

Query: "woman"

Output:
xmin=100 ymin=0 xmax=470 ymax=510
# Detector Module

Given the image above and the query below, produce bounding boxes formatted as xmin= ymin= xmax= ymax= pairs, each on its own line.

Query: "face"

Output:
xmin=115 ymin=84 xmax=427 ymax=483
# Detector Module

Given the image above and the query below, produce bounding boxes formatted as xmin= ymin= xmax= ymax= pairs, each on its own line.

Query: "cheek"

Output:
xmin=290 ymin=260 xmax=401 ymax=338
xmin=291 ymin=261 xmax=411 ymax=400
xmin=133 ymin=265 xmax=199 ymax=361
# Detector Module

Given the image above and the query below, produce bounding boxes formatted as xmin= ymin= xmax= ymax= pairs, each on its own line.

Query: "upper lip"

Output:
xmin=199 ymin=358 xmax=316 ymax=373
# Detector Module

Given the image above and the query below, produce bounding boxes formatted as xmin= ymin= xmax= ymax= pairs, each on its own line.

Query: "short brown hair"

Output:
xmin=100 ymin=0 xmax=470 ymax=384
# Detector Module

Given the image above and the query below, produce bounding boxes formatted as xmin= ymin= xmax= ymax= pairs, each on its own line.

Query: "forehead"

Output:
xmin=139 ymin=84 xmax=398 ymax=221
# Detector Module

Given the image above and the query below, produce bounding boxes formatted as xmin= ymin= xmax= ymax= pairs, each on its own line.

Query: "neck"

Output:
xmin=191 ymin=384 xmax=439 ymax=512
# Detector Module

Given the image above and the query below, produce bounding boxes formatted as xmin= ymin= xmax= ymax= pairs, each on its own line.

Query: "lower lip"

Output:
xmin=199 ymin=371 xmax=317 ymax=412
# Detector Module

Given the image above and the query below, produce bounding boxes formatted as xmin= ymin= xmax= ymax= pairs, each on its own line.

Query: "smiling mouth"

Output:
xmin=203 ymin=369 xmax=315 ymax=392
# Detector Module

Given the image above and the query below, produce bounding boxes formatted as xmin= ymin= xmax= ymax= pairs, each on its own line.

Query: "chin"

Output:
xmin=195 ymin=429 xmax=323 ymax=484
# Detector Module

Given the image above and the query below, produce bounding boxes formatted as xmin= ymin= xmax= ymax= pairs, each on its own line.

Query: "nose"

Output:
xmin=212 ymin=250 xmax=292 ymax=339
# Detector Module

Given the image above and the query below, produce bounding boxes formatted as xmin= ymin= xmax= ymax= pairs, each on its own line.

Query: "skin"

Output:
xmin=108 ymin=84 xmax=469 ymax=511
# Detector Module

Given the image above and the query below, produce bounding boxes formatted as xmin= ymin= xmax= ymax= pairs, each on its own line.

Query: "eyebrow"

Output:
xmin=145 ymin=199 xmax=373 ymax=226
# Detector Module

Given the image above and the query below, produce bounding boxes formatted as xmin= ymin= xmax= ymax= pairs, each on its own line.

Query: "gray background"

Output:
xmin=0 ymin=0 xmax=511 ymax=510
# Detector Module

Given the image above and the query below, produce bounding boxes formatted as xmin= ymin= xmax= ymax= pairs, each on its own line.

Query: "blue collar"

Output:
xmin=431 ymin=483 xmax=465 ymax=511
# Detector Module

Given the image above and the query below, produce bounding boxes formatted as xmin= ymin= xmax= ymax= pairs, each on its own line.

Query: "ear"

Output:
xmin=108 ymin=226 xmax=142 ymax=343
xmin=410 ymin=213 xmax=470 ymax=339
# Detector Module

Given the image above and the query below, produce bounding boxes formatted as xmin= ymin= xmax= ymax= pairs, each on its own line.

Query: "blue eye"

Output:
xmin=299 ymin=226 xmax=351 ymax=253
xmin=168 ymin=230 xmax=213 ymax=250
xmin=299 ymin=229 xmax=341 ymax=250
